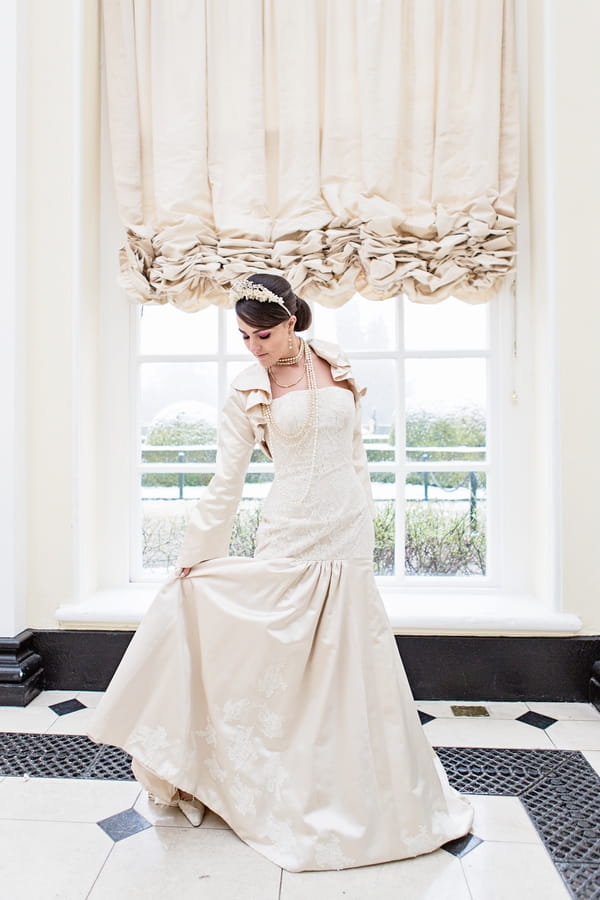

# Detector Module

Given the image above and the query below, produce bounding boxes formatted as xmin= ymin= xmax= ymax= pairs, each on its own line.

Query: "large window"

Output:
xmin=133 ymin=294 xmax=493 ymax=587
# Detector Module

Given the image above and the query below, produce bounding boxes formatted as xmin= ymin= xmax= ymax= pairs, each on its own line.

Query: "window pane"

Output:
xmin=142 ymin=494 xmax=189 ymax=572
xmin=228 ymin=472 xmax=275 ymax=557
xmin=405 ymin=472 xmax=487 ymax=576
xmin=227 ymin=360 xmax=254 ymax=384
xmin=405 ymin=358 xmax=486 ymax=462
xmin=350 ymin=358 xmax=396 ymax=448
xmin=226 ymin=307 xmax=247 ymax=353
xmin=139 ymin=303 xmax=219 ymax=355
xmin=372 ymin=472 xmax=396 ymax=576
xmin=404 ymin=296 xmax=488 ymax=351
xmin=229 ymin=499 xmax=261 ymax=558
xmin=312 ymin=294 xmax=396 ymax=351
xmin=140 ymin=362 xmax=219 ymax=463
xmin=140 ymin=472 xmax=274 ymax=572
xmin=141 ymin=459 xmax=216 ymax=498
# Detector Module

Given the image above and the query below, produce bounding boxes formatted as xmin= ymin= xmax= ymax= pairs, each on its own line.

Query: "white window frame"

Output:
xmin=131 ymin=296 xmax=493 ymax=586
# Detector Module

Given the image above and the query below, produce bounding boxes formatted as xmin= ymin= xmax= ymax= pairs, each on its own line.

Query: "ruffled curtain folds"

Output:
xmin=102 ymin=0 xmax=519 ymax=310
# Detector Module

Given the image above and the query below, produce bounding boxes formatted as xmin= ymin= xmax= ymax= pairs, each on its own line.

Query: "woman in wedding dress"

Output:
xmin=89 ymin=273 xmax=473 ymax=872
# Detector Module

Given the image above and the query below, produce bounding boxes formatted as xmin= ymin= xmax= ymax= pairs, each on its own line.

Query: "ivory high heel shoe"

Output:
xmin=177 ymin=793 xmax=205 ymax=827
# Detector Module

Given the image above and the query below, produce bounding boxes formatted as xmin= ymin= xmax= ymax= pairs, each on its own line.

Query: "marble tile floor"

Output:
xmin=1 ymin=692 xmax=599 ymax=900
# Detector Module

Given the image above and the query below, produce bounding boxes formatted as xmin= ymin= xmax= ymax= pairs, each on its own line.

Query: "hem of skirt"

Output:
xmin=91 ymin=738 xmax=473 ymax=873
xmin=245 ymin=823 xmax=476 ymax=873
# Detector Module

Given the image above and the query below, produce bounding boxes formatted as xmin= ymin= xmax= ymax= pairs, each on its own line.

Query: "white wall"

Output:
xmin=549 ymin=0 xmax=600 ymax=634
xmin=13 ymin=0 xmax=600 ymax=634
xmin=526 ymin=0 xmax=600 ymax=635
xmin=24 ymin=0 xmax=100 ymax=627
xmin=0 ymin=0 xmax=27 ymax=636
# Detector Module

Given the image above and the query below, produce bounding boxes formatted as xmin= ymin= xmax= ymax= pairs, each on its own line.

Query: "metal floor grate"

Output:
xmin=520 ymin=753 xmax=600 ymax=865
xmin=436 ymin=745 xmax=576 ymax=795
xmin=0 ymin=732 xmax=133 ymax=780
xmin=0 ymin=733 xmax=598 ymax=898
xmin=436 ymin=745 xmax=600 ymax=900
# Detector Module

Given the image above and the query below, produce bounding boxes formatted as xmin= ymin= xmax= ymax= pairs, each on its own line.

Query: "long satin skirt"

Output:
xmin=89 ymin=556 xmax=473 ymax=872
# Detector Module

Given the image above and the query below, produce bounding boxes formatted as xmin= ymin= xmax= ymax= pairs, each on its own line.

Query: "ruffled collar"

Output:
xmin=230 ymin=338 xmax=366 ymax=413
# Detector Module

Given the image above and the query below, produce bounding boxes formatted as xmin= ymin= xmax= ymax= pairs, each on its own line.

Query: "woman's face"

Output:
xmin=237 ymin=316 xmax=296 ymax=368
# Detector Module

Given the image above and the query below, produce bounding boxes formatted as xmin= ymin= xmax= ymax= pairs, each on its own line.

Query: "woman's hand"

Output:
xmin=179 ymin=567 xmax=192 ymax=578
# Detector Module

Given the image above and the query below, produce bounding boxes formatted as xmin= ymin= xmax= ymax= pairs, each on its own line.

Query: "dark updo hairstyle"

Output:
xmin=235 ymin=273 xmax=312 ymax=332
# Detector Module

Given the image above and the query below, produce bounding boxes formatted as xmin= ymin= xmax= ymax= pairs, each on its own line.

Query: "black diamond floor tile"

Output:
xmin=442 ymin=832 xmax=483 ymax=858
xmin=97 ymin=807 xmax=152 ymax=842
xmin=49 ymin=698 xmax=87 ymax=716
xmin=517 ymin=710 xmax=558 ymax=730
xmin=418 ymin=710 xmax=435 ymax=725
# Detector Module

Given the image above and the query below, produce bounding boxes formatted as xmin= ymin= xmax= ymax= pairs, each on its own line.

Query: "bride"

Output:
xmin=89 ymin=272 xmax=473 ymax=872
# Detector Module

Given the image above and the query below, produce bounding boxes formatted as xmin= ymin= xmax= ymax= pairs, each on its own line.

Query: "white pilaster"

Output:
xmin=0 ymin=0 xmax=27 ymax=636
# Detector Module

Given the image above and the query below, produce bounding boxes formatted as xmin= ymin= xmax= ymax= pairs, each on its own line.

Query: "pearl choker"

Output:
xmin=274 ymin=340 xmax=303 ymax=366
xmin=268 ymin=340 xmax=306 ymax=388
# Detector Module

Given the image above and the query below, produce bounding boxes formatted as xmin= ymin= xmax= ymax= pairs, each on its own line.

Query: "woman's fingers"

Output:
xmin=179 ymin=567 xmax=192 ymax=578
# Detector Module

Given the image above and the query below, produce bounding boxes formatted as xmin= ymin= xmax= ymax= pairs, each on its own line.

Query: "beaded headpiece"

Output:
xmin=230 ymin=278 xmax=290 ymax=315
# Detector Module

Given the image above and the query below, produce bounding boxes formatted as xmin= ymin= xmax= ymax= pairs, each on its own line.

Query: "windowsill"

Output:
xmin=55 ymin=585 xmax=583 ymax=635
xmin=382 ymin=591 xmax=582 ymax=634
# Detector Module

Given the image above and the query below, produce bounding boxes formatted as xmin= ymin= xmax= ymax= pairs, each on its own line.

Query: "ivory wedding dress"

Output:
xmin=89 ymin=340 xmax=473 ymax=872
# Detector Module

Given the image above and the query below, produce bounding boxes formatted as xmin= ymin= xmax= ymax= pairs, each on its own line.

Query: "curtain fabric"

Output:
xmin=102 ymin=0 xmax=519 ymax=310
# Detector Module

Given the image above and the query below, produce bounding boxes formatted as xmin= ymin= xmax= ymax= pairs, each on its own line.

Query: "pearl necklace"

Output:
xmin=273 ymin=339 xmax=303 ymax=366
xmin=264 ymin=340 xmax=317 ymax=442
xmin=269 ymin=368 xmax=305 ymax=389
xmin=263 ymin=342 xmax=319 ymax=503
xmin=268 ymin=340 xmax=306 ymax=388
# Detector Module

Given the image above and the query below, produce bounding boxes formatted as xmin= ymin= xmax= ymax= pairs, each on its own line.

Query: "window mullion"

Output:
xmin=484 ymin=287 xmax=502 ymax=583
xmin=404 ymin=461 xmax=489 ymax=473
xmin=218 ymin=307 xmax=227 ymax=410
xmin=131 ymin=305 xmax=144 ymax=581
xmin=396 ymin=296 xmax=406 ymax=586
xmin=404 ymin=348 xmax=491 ymax=360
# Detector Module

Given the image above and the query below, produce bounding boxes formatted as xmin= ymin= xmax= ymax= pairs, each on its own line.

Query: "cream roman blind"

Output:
xmin=102 ymin=0 xmax=518 ymax=309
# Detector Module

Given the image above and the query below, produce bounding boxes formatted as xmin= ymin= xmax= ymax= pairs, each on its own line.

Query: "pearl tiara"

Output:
xmin=230 ymin=278 xmax=290 ymax=315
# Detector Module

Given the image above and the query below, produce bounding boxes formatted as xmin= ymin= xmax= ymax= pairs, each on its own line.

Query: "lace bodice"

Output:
xmin=255 ymin=387 xmax=374 ymax=561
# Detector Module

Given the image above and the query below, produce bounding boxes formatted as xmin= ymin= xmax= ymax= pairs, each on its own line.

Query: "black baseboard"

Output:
xmin=31 ymin=630 xmax=134 ymax=693
xmin=26 ymin=630 xmax=600 ymax=703
xmin=396 ymin=635 xmax=600 ymax=702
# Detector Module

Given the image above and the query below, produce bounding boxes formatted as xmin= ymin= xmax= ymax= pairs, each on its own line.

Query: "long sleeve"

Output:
xmin=352 ymin=400 xmax=376 ymax=520
xmin=175 ymin=389 xmax=256 ymax=568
